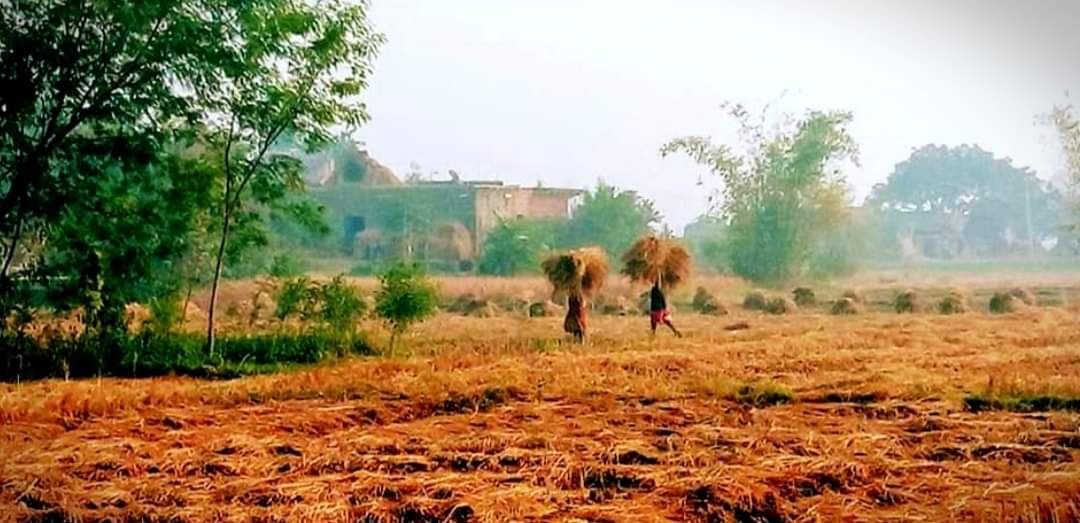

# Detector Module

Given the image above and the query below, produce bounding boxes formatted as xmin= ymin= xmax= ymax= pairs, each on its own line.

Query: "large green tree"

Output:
xmin=477 ymin=218 xmax=560 ymax=276
xmin=0 ymin=0 xmax=215 ymax=288
xmin=560 ymin=182 xmax=661 ymax=259
xmin=662 ymin=104 xmax=858 ymax=284
xmin=867 ymin=144 xmax=1063 ymax=257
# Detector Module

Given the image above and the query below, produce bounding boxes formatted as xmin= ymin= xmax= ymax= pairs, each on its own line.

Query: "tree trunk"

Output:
xmin=205 ymin=216 xmax=231 ymax=358
xmin=181 ymin=282 xmax=194 ymax=323
xmin=0 ymin=213 xmax=24 ymax=288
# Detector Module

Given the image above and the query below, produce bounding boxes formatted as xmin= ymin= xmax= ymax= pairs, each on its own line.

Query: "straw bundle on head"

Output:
xmin=541 ymin=247 xmax=609 ymax=297
xmin=620 ymin=235 xmax=691 ymax=289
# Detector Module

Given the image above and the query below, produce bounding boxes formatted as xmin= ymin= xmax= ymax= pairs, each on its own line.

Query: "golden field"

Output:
xmin=2 ymin=274 xmax=1080 ymax=522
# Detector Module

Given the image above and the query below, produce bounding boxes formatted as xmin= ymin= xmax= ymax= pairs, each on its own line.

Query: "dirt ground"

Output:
xmin=2 ymin=295 xmax=1080 ymax=521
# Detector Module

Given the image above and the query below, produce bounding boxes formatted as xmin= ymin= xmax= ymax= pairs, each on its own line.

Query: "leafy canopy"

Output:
xmin=560 ymin=182 xmax=661 ymax=259
xmin=662 ymin=103 xmax=858 ymax=284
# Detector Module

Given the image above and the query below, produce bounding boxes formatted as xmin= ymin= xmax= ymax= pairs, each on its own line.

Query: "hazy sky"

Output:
xmin=355 ymin=1 xmax=1080 ymax=231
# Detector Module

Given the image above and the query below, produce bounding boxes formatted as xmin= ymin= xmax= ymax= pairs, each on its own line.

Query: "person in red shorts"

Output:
xmin=649 ymin=281 xmax=682 ymax=337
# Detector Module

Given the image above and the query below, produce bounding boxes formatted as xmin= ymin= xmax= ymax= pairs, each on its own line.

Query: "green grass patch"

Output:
xmin=964 ymin=393 xmax=1080 ymax=413
xmin=692 ymin=377 xmax=793 ymax=407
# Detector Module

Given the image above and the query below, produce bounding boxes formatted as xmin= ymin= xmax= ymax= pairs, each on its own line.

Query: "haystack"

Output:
xmin=541 ymin=247 xmax=609 ymax=298
xmin=743 ymin=291 xmax=768 ymax=311
xmin=937 ymin=291 xmax=968 ymax=315
xmin=841 ymin=289 xmax=864 ymax=304
xmin=692 ymin=287 xmax=728 ymax=315
xmin=1007 ymin=287 xmax=1035 ymax=306
xmin=764 ymin=297 xmax=797 ymax=315
xmin=894 ymin=289 xmax=918 ymax=313
xmin=792 ymin=287 xmax=816 ymax=307
xmin=620 ymin=236 xmax=691 ymax=289
xmin=528 ymin=301 xmax=562 ymax=318
xmin=830 ymin=297 xmax=861 ymax=315
xmin=989 ymin=292 xmax=1026 ymax=314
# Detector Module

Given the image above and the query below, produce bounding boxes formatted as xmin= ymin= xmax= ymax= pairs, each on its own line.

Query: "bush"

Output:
xmin=691 ymin=287 xmax=727 ymax=315
xmin=792 ymin=287 xmax=816 ymax=307
xmin=743 ymin=291 xmax=768 ymax=311
xmin=269 ymin=253 xmax=304 ymax=278
xmin=2 ymin=331 xmax=375 ymax=382
xmin=894 ymin=289 xmax=918 ymax=313
xmin=376 ymin=262 xmax=438 ymax=352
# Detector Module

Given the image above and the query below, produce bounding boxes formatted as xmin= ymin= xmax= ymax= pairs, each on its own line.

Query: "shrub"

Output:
xmin=375 ymin=262 xmax=438 ymax=353
xmin=792 ymin=287 xmax=816 ymax=307
xmin=269 ymin=254 xmax=304 ymax=278
xmin=318 ymin=276 xmax=366 ymax=337
xmin=937 ymin=291 xmax=968 ymax=315
xmin=764 ymin=297 xmax=797 ymax=315
xmin=830 ymin=297 xmax=861 ymax=315
xmin=743 ymin=291 xmax=768 ymax=311
xmin=275 ymin=277 xmax=318 ymax=322
xmin=894 ymin=289 xmax=918 ymax=313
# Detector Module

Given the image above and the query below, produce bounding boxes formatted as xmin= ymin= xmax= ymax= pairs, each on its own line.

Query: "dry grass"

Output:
xmin=3 ymin=276 xmax=1080 ymax=521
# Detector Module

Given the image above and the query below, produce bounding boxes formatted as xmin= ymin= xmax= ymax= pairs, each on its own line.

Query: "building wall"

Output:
xmin=312 ymin=183 xmax=581 ymax=263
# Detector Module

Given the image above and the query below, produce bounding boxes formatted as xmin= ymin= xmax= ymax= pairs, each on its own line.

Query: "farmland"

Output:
xmin=2 ymin=274 xmax=1079 ymax=521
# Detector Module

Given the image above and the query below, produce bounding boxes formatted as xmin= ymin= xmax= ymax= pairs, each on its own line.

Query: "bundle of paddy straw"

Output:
xmin=541 ymin=247 xmax=609 ymax=297
xmin=620 ymin=235 xmax=691 ymax=289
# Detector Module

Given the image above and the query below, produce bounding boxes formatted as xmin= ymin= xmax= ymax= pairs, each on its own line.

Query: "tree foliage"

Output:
xmin=1049 ymin=104 xmax=1080 ymax=236
xmin=662 ymin=104 xmax=858 ymax=284
xmin=478 ymin=218 xmax=559 ymax=276
xmin=560 ymin=182 xmax=661 ymax=259
xmin=867 ymin=144 xmax=1064 ymax=257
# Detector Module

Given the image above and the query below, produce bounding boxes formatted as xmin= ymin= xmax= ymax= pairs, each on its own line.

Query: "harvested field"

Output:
xmin=2 ymin=292 xmax=1080 ymax=520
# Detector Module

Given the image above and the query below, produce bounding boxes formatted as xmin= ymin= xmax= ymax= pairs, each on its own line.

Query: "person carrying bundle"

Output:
xmin=621 ymin=235 xmax=691 ymax=338
xmin=649 ymin=280 xmax=682 ymax=337
xmin=542 ymin=247 xmax=609 ymax=343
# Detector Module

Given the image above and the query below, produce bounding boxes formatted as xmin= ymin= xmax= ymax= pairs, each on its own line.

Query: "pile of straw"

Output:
xmin=620 ymin=236 xmax=691 ymax=289
xmin=541 ymin=247 xmax=609 ymax=297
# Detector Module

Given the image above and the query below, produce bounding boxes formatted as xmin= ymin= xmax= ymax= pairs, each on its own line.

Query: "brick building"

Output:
xmin=306 ymin=143 xmax=581 ymax=269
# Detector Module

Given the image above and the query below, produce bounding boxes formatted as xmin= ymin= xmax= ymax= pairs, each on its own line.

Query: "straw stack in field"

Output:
xmin=541 ymin=247 xmax=609 ymax=297
xmin=620 ymin=235 xmax=691 ymax=289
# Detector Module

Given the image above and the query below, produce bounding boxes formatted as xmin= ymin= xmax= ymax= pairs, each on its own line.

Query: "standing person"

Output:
xmin=564 ymin=293 xmax=587 ymax=342
xmin=650 ymin=281 xmax=682 ymax=337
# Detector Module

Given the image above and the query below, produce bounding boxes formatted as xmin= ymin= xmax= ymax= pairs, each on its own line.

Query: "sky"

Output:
xmin=354 ymin=0 xmax=1080 ymax=231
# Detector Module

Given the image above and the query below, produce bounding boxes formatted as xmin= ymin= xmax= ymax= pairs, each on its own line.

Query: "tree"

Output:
xmin=1049 ymin=104 xmax=1080 ymax=237
xmin=478 ymin=218 xmax=559 ymax=276
xmin=375 ymin=262 xmax=437 ymax=354
xmin=0 ymin=0 xmax=215 ymax=288
xmin=560 ymin=182 xmax=661 ymax=258
xmin=32 ymin=133 xmax=215 ymax=364
xmin=662 ymin=104 xmax=858 ymax=284
xmin=196 ymin=1 xmax=383 ymax=356
xmin=867 ymin=144 xmax=1063 ymax=257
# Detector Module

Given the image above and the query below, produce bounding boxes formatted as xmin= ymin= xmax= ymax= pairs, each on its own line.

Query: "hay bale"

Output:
xmin=989 ymin=292 xmax=1026 ymax=314
xmin=937 ymin=291 xmax=968 ymax=315
xmin=894 ymin=289 xmax=918 ymax=313
xmin=830 ymin=297 xmax=861 ymax=315
xmin=764 ymin=296 xmax=797 ymax=315
xmin=528 ymin=301 xmax=561 ymax=318
xmin=465 ymin=301 xmax=500 ymax=318
xmin=692 ymin=287 xmax=728 ymax=315
xmin=600 ymin=296 xmax=637 ymax=316
xmin=542 ymin=247 xmax=609 ymax=297
xmin=1007 ymin=287 xmax=1035 ymax=306
xmin=620 ymin=235 xmax=691 ymax=289
xmin=743 ymin=291 xmax=768 ymax=311
xmin=792 ymin=287 xmax=816 ymax=307
xmin=841 ymin=289 xmax=863 ymax=304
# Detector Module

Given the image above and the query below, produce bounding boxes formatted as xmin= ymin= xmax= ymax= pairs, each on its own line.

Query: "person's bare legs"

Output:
xmin=664 ymin=319 xmax=682 ymax=337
